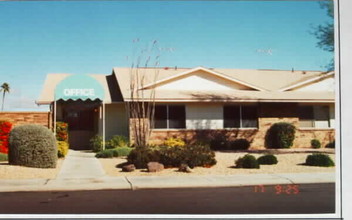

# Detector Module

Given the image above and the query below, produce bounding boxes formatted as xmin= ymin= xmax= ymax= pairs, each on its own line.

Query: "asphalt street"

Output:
xmin=0 ymin=183 xmax=335 ymax=215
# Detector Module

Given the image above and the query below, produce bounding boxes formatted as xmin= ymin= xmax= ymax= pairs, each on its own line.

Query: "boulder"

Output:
xmin=178 ymin=163 xmax=192 ymax=173
xmin=147 ymin=162 xmax=164 ymax=172
xmin=122 ymin=164 xmax=136 ymax=172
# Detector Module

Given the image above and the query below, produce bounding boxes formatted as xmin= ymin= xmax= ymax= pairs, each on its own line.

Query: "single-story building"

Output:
xmin=37 ymin=66 xmax=335 ymax=149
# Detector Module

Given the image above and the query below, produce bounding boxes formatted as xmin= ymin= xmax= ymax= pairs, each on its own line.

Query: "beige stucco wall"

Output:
xmin=103 ymin=103 xmax=129 ymax=139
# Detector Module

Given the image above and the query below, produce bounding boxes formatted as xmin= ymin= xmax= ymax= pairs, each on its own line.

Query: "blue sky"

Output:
xmin=0 ymin=1 xmax=333 ymax=111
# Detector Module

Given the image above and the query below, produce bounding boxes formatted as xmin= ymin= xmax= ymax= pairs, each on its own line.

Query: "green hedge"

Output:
xmin=305 ymin=153 xmax=335 ymax=167
xmin=9 ymin=124 xmax=57 ymax=168
xmin=235 ymin=154 xmax=259 ymax=169
xmin=95 ymin=147 xmax=133 ymax=158
xmin=257 ymin=154 xmax=278 ymax=165
xmin=0 ymin=153 xmax=8 ymax=161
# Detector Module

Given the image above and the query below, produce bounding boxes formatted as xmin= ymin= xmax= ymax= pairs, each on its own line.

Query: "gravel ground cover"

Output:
xmin=0 ymin=159 xmax=64 ymax=179
xmin=98 ymin=151 xmax=336 ymax=177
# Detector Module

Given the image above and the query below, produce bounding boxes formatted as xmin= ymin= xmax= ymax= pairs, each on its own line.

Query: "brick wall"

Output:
xmin=0 ymin=112 xmax=52 ymax=128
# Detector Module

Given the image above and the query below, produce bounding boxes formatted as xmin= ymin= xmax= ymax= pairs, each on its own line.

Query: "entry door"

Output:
xmin=64 ymin=109 xmax=96 ymax=150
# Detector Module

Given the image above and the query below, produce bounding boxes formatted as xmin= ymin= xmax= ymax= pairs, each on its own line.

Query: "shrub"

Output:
xmin=305 ymin=153 xmax=335 ymax=167
xmin=115 ymin=146 xmax=133 ymax=157
xmin=265 ymin=122 xmax=296 ymax=149
xmin=127 ymin=147 xmax=161 ymax=169
xmin=56 ymin=122 xmax=68 ymax=142
xmin=96 ymin=149 xmax=119 ymax=158
xmin=108 ymin=135 xmax=129 ymax=148
xmin=0 ymin=153 xmax=8 ymax=161
xmin=209 ymin=134 xmax=228 ymax=150
xmin=0 ymin=121 xmax=12 ymax=154
xmin=325 ymin=140 xmax=335 ymax=149
xmin=257 ymin=154 xmax=278 ymax=165
xmin=311 ymin=139 xmax=321 ymax=149
xmin=235 ymin=154 xmax=260 ymax=169
xmin=229 ymin=139 xmax=250 ymax=150
xmin=57 ymin=141 xmax=69 ymax=158
xmin=185 ymin=144 xmax=217 ymax=168
xmin=90 ymin=135 xmax=104 ymax=152
xmin=164 ymin=137 xmax=186 ymax=147
xmin=158 ymin=144 xmax=216 ymax=168
xmin=164 ymin=137 xmax=184 ymax=147
xmin=8 ymin=124 xmax=57 ymax=168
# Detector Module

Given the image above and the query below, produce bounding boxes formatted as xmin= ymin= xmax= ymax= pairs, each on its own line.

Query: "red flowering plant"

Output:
xmin=0 ymin=121 xmax=13 ymax=154
xmin=56 ymin=121 xmax=69 ymax=142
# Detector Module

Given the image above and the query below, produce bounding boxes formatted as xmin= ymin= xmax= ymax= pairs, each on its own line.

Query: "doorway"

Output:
xmin=60 ymin=100 xmax=101 ymax=150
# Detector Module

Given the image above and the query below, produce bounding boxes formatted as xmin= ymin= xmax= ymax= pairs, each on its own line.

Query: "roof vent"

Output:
xmin=291 ymin=68 xmax=294 ymax=72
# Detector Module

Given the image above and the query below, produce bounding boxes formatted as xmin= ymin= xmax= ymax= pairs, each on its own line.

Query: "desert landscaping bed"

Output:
xmin=0 ymin=159 xmax=64 ymax=179
xmin=98 ymin=152 xmax=336 ymax=177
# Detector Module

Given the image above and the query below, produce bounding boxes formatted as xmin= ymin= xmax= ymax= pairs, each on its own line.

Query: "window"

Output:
xmin=154 ymin=105 xmax=186 ymax=129
xmin=223 ymin=105 xmax=258 ymax=128
xmin=298 ymin=105 xmax=331 ymax=128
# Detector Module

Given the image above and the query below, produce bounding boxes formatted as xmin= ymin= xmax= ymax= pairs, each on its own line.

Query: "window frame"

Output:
xmin=153 ymin=104 xmax=186 ymax=129
xmin=223 ymin=104 xmax=258 ymax=129
xmin=298 ymin=104 xmax=332 ymax=129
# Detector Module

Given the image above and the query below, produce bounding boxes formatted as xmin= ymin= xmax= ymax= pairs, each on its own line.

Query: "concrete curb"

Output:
xmin=0 ymin=172 xmax=335 ymax=192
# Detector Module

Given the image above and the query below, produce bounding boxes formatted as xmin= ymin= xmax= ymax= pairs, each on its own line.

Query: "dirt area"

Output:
xmin=0 ymin=159 xmax=64 ymax=179
xmin=98 ymin=152 xmax=336 ymax=177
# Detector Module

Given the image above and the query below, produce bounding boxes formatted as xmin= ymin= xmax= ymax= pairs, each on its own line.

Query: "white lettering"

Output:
xmin=63 ymin=89 xmax=95 ymax=97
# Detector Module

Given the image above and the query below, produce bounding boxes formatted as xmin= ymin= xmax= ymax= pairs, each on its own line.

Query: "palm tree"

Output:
xmin=0 ymin=83 xmax=10 ymax=111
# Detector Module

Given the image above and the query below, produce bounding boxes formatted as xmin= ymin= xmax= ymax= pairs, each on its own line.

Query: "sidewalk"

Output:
xmin=0 ymin=150 xmax=336 ymax=192
xmin=0 ymin=172 xmax=335 ymax=192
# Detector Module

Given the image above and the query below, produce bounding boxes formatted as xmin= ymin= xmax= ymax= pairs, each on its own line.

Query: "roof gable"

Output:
xmin=142 ymin=67 xmax=265 ymax=91
xmin=279 ymin=72 xmax=334 ymax=91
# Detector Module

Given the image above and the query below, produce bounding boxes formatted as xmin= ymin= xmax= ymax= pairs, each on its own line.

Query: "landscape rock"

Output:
xmin=122 ymin=164 xmax=136 ymax=172
xmin=178 ymin=163 xmax=192 ymax=173
xmin=147 ymin=162 xmax=164 ymax=172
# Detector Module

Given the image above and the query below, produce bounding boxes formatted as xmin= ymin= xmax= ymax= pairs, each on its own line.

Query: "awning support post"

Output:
xmin=53 ymin=99 xmax=57 ymax=135
xmin=103 ymin=101 xmax=105 ymax=150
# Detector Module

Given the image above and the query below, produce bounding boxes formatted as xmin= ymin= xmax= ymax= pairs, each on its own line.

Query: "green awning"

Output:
xmin=55 ymin=74 xmax=105 ymax=101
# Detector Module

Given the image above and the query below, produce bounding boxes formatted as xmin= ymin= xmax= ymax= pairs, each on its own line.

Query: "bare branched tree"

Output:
xmin=125 ymin=39 xmax=162 ymax=148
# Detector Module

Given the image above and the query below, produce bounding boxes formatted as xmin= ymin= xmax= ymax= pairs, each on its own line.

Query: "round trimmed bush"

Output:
xmin=235 ymin=154 xmax=260 ymax=169
xmin=311 ymin=139 xmax=321 ymax=149
xmin=305 ymin=153 xmax=335 ymax=167
xmin=9 ymin=124 xmax=57 ymax=168
xmin=265 ymin=122 xmax=296 ymax=149
xmin=257 ymin=154 xmax=278 ymax=165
